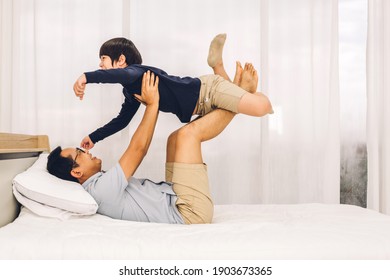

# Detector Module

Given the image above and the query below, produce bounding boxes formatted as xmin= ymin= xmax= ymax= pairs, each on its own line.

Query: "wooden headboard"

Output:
xmin=0 ymin=133 xmax=50 ymax=227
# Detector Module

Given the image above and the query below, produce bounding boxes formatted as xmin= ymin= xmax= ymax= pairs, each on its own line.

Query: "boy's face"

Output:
xmin=99 ymin=55 xmax=115 ymax=69
xmin=99 ymin=55 xmax=127 ymax=69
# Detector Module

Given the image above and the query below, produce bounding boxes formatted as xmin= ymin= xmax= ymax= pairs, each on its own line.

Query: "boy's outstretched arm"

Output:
xmin=82 ymin=99 xmax=140 ymax=149
xmin=73 ymin=68 xmax=135 ymax=100
xmin=119 ymin=71 xmax=159 ymax=180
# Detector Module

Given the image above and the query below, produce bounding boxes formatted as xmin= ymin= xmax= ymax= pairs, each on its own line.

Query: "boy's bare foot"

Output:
xmin=233 ymin=61 xmax=243 ymax=85
xmin=239 ymin=63 xmax=258 ymax=93
xmin=207 ymin=33 xmax=226 ymax=68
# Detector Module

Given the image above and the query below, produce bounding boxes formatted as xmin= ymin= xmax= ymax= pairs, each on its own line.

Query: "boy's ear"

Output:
xmin=118 ymin=54 xmax=127 ymax=67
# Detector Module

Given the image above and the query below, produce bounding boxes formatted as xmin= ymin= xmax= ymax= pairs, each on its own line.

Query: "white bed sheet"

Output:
xmin=1 ymin=203 xmax=390 ymax=260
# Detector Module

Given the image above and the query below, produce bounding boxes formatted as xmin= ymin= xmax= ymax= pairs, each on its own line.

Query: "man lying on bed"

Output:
xmin=47 ymin=71 xmax=268 ymax=224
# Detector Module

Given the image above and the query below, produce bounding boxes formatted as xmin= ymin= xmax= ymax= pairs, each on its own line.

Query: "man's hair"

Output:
xmin=99 ymin=37 xmax=142 ymax=66
xmin=47 ymin=146 xmax=79 ymax=183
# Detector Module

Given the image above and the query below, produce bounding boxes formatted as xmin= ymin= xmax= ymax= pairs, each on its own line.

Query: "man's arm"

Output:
xmin=119 ymin=71 xmax=160 ymax=180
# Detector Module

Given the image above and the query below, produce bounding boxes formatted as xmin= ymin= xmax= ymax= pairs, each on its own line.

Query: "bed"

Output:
xmin=1 ymin=133 xmax=390 ymax=260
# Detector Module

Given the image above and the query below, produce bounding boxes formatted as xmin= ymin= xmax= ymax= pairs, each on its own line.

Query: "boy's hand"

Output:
xmin=133 ymin=71 xmax=159 ymax=107
xmin=73 ymin=74 xmax=87 ymax=100
xmin=80 ymin=135 xmax=94 ymax=150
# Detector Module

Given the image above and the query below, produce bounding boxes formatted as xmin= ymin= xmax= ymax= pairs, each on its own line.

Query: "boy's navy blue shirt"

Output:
xmin=84 ymin=64 xmax=201 ymax=144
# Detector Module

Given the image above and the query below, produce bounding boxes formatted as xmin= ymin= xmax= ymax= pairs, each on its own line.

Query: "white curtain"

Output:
xmin=367 ymin=0 xmax=390 ymax=214
xmin=258 ymin=0 xmax=340 ymax=203
xmin=0 ymin=0 xmax=340 ymax=205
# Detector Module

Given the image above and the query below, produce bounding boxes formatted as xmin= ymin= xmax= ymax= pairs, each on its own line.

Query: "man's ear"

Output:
xmin=71 ymin=168 xmax=83 ymax=180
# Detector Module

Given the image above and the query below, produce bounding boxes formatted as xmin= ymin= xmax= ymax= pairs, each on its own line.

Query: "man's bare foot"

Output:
xmin=207 ymin=33 xmax=226 ymax=68
xmin=233 ymin=61 xmax=243 ymax=85
xmin=239 ymin=63 xmax=258 ymax=93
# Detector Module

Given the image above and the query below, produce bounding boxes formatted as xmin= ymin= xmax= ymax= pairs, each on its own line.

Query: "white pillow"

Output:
xmin=12 ymin=153 xmax=98 ymax=220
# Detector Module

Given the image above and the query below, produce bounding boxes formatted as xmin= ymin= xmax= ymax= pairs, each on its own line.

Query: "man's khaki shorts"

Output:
xmin=165 ymin=162 xmax=213 ymax=224
xmin=195 ymin=74 xmax=247 ymax=116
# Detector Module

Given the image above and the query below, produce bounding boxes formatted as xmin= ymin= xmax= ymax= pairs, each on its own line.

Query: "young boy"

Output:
xmin=74 ymin=34 xmax=272 ymax=149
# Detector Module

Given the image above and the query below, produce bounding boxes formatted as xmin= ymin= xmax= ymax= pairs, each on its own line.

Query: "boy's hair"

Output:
xmin=47 ymin=146 xmax=79 ymax=183
xmin=99 ymin=37 xmax=142 ymax=66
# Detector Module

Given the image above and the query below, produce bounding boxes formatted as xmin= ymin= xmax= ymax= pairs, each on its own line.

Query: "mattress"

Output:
xmin=1 ymin=203 xmax=390 ymax=260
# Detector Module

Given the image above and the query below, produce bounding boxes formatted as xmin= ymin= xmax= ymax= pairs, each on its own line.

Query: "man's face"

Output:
xmin=61 ymin=148 xmax=102 ymax=180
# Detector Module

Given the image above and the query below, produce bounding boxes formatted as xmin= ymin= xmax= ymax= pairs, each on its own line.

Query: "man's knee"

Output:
xmin=176 ymin=122 xmax=200 ymax=142
xmin=167 ymin=124 xmax=200 ymax=147
xmin=167 ymin=130 xmax=178 ymax=147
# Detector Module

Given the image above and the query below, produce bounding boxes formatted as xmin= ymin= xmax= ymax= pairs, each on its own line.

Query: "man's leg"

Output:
xmin=166 ymin=109 xmax=235 ymax=224
xmin=165 ymin=109 xmax=234 ymax=189
xmin=167 ymin=109 xmax=235 ymax=165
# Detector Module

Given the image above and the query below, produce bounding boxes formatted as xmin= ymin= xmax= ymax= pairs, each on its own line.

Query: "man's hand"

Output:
xmin=80 ymin=135 xmax=94 ymax=150
xmin=73 ymin=74 xmax=87 ymax=100
xmin=133 ymin=71 xmax=159 ymax=106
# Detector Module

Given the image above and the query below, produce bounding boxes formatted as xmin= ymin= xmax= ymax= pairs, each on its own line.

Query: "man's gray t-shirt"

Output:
xmin=82 ymin=163 xmax=184 ymax=224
